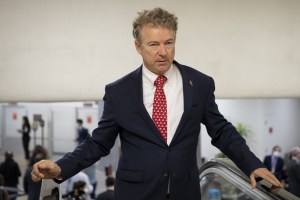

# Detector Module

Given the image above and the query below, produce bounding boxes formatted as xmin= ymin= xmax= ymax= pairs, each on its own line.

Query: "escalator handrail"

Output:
xmin=199 ymin=158 xmax=249 ymax=183
xmin=199 ymin=158 xmax=300 ymax=200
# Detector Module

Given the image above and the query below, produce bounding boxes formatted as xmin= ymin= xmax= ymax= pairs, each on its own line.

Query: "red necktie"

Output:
xmin=152 ymin=76 xmax=167 ymax=142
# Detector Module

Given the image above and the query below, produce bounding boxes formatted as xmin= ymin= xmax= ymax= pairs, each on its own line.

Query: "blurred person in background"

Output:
xmin=286 ymin=147 xmax=300 ymax=197
xmin=18 ymin=116 xmax=31 ymax=160
xmin=0 ymin=174 xmax=9 ymax=200
xmin=66 ymin=171 xmax=93 ymax=199
xmin=24 ymin=145 xmax=48 ymax=200
xmin=83 ymin=163 xmax=97 ymax=199
xmin=29 ymin=145 xmax=49 ymax=166
xmin=65 ymin=181 xmax=88 ymax=200
xmin=76 ymin=119 xmax=90 ymax=145
xmin=0 ymin=150 xmax=21 ymax=200
xmin=263 ymin=145 xmax=286 ymax=183
xmin=96 ymin=177 xmax=115 ymax=200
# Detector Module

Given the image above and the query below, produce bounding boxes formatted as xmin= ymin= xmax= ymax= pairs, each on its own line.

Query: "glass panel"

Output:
xmin=200 ymin=173 xmax=253 ymax=200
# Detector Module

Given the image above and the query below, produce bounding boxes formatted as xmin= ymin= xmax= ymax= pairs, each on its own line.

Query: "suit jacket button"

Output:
xmin=163 ymin=172 xmax=169 ymax=177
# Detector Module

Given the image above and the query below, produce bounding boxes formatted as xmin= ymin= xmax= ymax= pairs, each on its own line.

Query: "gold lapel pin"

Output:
xmin=189 ymin=80 xmax=193 ymax=86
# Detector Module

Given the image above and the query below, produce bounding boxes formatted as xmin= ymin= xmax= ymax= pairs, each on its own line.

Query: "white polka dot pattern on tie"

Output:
xmin=152 ymin=76 xmax=167 ymax=142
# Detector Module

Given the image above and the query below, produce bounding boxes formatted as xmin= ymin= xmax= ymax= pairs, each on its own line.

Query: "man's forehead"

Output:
xmin=140 ymin=25 xmax=175 ymax=38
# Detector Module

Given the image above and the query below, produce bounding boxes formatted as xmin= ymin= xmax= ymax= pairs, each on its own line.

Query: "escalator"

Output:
xmin=199 ymin=159 xmax=300 ymax=200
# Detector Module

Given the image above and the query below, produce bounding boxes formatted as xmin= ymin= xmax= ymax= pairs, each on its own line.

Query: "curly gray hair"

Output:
xmin=132 ymin=7 xmax=178 ymax=43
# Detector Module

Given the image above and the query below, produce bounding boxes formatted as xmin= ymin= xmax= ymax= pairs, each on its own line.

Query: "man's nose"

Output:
xmin=158 ymin=44 xmax=167 ymax=55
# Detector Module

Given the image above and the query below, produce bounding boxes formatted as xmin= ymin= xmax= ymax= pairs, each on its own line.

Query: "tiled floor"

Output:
xmin=1 ymin=153 xmax=109 ymax=200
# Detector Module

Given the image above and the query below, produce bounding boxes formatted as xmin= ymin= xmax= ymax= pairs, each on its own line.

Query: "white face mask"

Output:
xmin=83 ymin=187 xmax=89 ymax=194
xmin=273 ymin=151 xmax=281 ymax=157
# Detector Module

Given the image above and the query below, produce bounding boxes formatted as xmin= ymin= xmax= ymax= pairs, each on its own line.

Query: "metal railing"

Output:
xmin=199 ymin=158 xmax=300 ymax=200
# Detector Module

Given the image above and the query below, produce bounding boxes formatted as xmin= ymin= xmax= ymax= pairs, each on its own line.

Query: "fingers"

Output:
xmin=250 ymin=168 xmax=284 ymax=189
xmin=31 ymin=160 xmax=51 ymax=182
xmin=265 ymin=172 xmax=283 ymax=188
xmin=257 ymin=168 xmax=283 ymax=187
xmin=31 ymin=160 xmax=62 ymax=182
xmin=31 ymin=161 xmax=45 ymax=182
xmin=31 ymin=170 xmax=44 ymax=182
xmin=250 ymin=173 xmax=257 ymax=189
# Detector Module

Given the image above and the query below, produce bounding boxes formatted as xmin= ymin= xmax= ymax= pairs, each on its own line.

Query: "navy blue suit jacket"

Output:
xmin=263 ymin=155 xmax=285 ymax=181
xmin=56 ymin=61 xmax=264 ymax=200
xmin=76 ymin=127 xmax=89 ymax=144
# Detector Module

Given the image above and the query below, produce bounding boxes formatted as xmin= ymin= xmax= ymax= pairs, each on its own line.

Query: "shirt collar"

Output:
xmin=142 ymin=63 xmax=176 ymax=88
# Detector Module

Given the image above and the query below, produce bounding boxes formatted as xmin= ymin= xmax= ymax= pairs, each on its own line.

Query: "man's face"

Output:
xmin=135 ymin=24 xmax=175 ymax=75
xmin=273 ymin=147 xmax=281 ymax=153
xmin=296 ymin=151 xmax=300 ymax=159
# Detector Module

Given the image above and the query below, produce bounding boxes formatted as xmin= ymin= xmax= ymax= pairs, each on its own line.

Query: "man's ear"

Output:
xmin=135 ymin=40 xmax=142 ymax=55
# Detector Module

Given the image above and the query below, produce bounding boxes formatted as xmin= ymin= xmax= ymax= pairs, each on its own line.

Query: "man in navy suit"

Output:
xmin=32 ymin=7 xmax=282 ymax=200
xmin=76 ymin=119 xmax=89 ymax=144
xmin=263 ymin=145 xmax=286 ymax=182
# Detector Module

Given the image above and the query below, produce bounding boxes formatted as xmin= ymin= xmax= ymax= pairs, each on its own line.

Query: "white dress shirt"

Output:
xmin=142 ymin=64 xmax=184 ymax=145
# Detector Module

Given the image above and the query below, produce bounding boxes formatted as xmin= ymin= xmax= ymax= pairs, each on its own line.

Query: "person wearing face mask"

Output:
xmin=65 ymin=171 xmax=94 ymax=200
xmin=263 ymin=145 xmax=286 ymax=183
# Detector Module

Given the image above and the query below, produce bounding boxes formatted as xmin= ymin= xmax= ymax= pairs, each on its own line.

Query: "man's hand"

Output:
xmin=31 ymin=160 xmax=61 ymax=182
xmin=250 ymin=167 xmax=283 ymax=189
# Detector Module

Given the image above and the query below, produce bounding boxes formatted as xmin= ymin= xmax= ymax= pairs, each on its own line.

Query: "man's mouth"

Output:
xmin=157 ymin=60 xmax=167 ymax=63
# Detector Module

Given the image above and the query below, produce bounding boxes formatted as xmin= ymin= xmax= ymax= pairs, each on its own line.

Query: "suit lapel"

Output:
xmin=130 ymin=66 xmax=167 ymax=144
xmin=129 ymin=62 xmax=195 ymax=145
xmin=178 ymin=63 xmax=193 ymax=112
xmin=170 ymin=62 xmax=194 ymax=145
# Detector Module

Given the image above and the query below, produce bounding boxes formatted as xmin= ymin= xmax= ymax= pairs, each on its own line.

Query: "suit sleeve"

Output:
xmin=56 ymin=85 xmax=120 ymax=181
xmin=202 ymin=77 xmax=265 ymax=176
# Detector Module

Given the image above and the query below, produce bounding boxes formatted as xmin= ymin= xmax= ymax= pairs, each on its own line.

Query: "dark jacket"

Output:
xmin=76 ymin=127 xmax=89 ymax=144
xmin=287 ymin=159 xmax=300 ymax=197
xmin=263 ymin=155 xmax=285 ymax=181
xmin=0 ymin=158 xmax=21 ymax=187
xmin=24 ymin=165 xmax=42 ymax=200
xmin=55 ymin=61 xmax=265 ymax=200
xmin=97 ymin=190 xmax=114 ymax=200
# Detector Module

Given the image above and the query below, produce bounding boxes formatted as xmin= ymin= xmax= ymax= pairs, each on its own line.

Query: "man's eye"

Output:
xmin=165 ymin=41 xmax=175 ymax=47
xmin=149 ymin=43 xmax=159 ymax=47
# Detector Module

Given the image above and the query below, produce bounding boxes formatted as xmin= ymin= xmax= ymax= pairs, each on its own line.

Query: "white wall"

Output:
xmin=0 ymin=0 xmax=300 ymax=102
xmin=0 ymin=102 xmax=99 ymax=155
xmin=260 ymin=99 xmax=300 ymax=158
xmin=201 ymin=99 xmax=300 ymax=162
xmin=1 ymin=99 xmax=300 ymax=168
